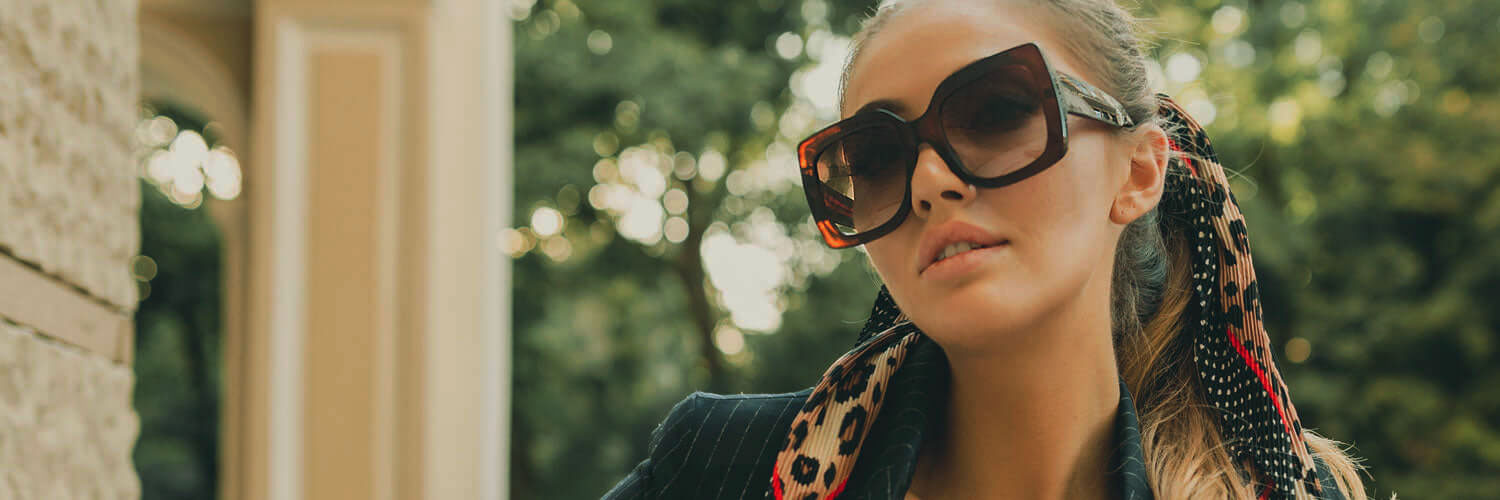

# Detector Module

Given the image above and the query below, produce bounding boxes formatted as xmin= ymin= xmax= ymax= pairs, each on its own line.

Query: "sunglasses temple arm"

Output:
xmin=1056 ymin=73 xmax=1136 ymax=128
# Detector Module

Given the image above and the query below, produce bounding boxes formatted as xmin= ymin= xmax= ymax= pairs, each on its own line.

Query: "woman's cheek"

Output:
xmin=865 ymin=237 xmax=911 ymax=290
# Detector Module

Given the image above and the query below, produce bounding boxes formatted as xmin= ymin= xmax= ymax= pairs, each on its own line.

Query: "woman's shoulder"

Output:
xmin=602 ymin=388 xmax=813 ymax=500
xmin=649 ymin=389 xmax=813 ymax=467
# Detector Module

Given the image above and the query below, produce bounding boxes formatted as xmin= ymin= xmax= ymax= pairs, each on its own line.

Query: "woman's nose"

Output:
xmin=909 ymin=144 xmax=976 ymax=218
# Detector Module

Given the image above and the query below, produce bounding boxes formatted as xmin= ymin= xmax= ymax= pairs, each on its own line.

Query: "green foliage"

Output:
xmin=133 ymin=178 xmax=223 ymax=500
xmin=510 ymin=1 xmax=881 ymax=498
xmin=132 ymin=105 xmax=223 ymax=500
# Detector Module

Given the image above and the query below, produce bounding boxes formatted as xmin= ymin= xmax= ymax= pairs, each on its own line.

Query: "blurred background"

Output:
xmin=1 ymin=0 xmax=1495 ymax=499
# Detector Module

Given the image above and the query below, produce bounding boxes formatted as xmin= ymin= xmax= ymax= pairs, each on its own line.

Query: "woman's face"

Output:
xmin=843 ymin=0 xmax=1157 ymax=352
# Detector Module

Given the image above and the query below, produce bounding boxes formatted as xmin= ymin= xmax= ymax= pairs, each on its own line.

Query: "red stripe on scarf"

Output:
xmin=1226 ymin=326 xmax=1295 ymax=436
xmin=1166 ymin=137 xmax=1200 ymax=177
xmin=771 ymin=458 xmax=785 ymax=499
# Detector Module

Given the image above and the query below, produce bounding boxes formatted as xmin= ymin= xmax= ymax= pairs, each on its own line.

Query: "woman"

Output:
xmin=604 ymin=0 xmax=1368 ymax=498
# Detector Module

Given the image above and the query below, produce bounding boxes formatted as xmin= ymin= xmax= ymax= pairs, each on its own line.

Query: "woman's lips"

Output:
xmin=916 ymin=221 xmax=1010 ymax=274
xmin=919 ymin=241 xmax=1010 ymax=281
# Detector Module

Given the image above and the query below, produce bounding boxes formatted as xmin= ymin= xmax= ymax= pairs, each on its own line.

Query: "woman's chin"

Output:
xmin=906 ymin=291 xmax=1038 ymax=349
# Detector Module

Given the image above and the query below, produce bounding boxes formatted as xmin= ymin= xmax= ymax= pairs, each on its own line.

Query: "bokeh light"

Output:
xmin=134 ymin=113 xmax=244 ymax=208
xmin=774 ymin=32 xmax=803 ymax=60
xmin=1285 ymin=337 xmax=1312 ymax=363
xmin=531 ymin=206 xmax=565 ymax=237
xmin=714 ymin=324 xmax=746 ymax=355
xmin=587 ymin=30 xmax=613 ymax=55
xmin=130 ymin=255 xmax=158 ymax=282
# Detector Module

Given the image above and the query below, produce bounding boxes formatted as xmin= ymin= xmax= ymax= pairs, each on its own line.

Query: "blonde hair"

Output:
xmin=842 ymin=1 xmax=1369 ymax=497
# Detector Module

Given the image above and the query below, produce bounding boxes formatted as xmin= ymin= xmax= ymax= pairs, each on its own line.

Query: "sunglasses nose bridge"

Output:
xmin=907 ymin=111 xmax=970 ymax=177
xmin=910 ymin=111 xmax=944 ymax=146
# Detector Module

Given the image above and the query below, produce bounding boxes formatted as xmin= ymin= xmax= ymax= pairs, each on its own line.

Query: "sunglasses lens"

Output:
xmin=940 ymin=63 xmax=1050 ymax=178
xmin=813 ymin=123 xmax=910 ymax=237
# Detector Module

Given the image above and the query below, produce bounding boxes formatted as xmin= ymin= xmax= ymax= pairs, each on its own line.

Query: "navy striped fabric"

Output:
xmin=601 ymin=347 xmax=1344 ymax=500
xmin=603 ymin=389 xmax=812 ymax=499
xmin=602 ymin=333 xmax=1148 ymax=500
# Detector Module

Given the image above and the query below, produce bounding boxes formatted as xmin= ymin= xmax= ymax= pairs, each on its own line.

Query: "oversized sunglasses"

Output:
xmin=797 ymin=41 xmax=1139 ymax=248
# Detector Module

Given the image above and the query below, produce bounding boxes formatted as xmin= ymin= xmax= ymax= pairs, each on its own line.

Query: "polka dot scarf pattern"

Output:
xmin=770 ymin=95 xmax=1323 ymax=500
xmin=1157 ymin=94 xmax=1321 ymax=499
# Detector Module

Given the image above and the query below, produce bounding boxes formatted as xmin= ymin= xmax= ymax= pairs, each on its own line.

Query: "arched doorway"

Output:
xmin=130 ymin=101 xmax=237 ymax=500
xmin=138 ymin=6 xmax=251 ymax=498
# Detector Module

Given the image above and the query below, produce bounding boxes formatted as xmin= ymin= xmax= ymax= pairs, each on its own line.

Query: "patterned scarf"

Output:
xmin=771 ymin=95 xmax=1325 ymax=500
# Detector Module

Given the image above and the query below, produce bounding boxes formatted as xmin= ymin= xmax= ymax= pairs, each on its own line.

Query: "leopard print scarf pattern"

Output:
xmin=771 ymin=95 xmax=1322 ymax=500
xmin=770 ymin=319 xmax=921 ymax=500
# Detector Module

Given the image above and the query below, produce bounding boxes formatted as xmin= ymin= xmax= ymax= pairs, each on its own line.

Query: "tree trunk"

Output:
xmin=674 ymin=183 xmax=727 ymax=391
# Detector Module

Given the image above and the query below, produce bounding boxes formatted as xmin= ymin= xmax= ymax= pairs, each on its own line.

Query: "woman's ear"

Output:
xmin=1110 ymin=124 xmax=1170 ymax=225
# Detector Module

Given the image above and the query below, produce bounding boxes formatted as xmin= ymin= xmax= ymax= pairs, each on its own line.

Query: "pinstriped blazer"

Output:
xmin=602 ymin=305 xmax=1346 ymax=499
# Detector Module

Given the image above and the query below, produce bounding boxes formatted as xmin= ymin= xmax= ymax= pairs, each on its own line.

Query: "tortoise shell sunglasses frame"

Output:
xmin=797 ymin=41 xmax=1139 ymax=248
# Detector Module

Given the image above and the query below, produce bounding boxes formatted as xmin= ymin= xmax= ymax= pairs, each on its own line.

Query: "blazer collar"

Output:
xmin=837 ymin=306 xmax=1155 ymax=500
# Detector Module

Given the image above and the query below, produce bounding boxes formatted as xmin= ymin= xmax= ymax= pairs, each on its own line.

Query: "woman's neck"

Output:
xmin=906 ymin=298 xmax=1123 ymax=500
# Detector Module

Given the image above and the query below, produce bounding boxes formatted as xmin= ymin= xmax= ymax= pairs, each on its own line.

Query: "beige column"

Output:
xmin=244 ymin=1 xmax=512 ymax=499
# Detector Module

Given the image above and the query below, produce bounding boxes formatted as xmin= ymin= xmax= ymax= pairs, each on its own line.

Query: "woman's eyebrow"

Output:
xmin=854 ymin=98 xmax=910 ymax=118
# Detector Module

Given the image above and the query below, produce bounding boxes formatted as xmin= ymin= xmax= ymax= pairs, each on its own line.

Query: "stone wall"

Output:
xmin=0 ymin=0 xmax=142 ymax=309
xmin=0 ymin=0 xmax=143 ymax=498
xmin=0 ymin=320 xmax=139 ymax=499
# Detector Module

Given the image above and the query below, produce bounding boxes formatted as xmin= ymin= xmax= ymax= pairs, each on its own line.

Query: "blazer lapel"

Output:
xmin=1113 ymin=378 xmax=1155 ymax=500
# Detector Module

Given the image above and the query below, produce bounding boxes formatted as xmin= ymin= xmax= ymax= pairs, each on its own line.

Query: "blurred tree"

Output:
xmin=501 ymin=0 xmax=1500 ymax=498
xmin=131 ymin=104 xmax=225 ymax=500
xmin=510 ymin=0 xmax=885 ymax=498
